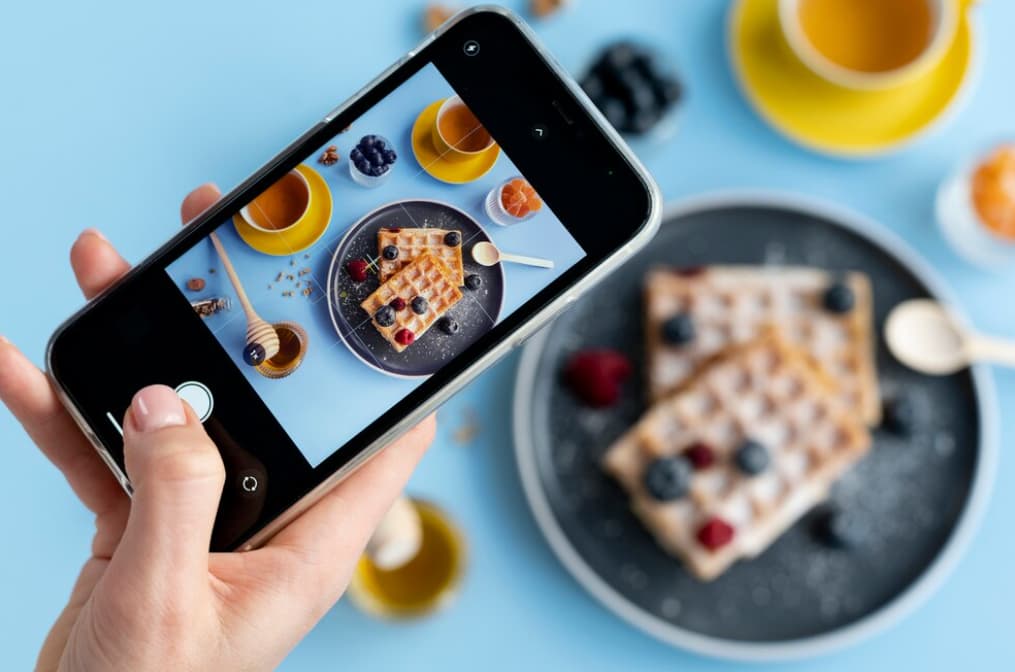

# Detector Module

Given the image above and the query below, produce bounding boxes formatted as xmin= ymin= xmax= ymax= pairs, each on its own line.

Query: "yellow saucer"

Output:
xmin=729 ymin=0 xmax=976 ymax=158
xmin=411 ymin=99 xmax=501 ymax=184
xmin=233 ymin=164 xmax=333 ymax=255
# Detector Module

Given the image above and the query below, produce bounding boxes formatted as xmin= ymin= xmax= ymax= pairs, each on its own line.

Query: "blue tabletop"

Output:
xmin=1 ymin=1 xmax=1013 ymax=671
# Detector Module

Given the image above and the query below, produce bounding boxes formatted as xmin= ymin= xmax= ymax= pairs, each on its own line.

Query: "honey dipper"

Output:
xmin=209 ymin=232 xmax=280 ymax=365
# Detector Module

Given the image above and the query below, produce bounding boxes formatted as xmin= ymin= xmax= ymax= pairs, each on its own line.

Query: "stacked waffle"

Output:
xmin=362 ymin=228 xmax=465 ymax=351
xmin=602 ymin=266 xmax=879 ymax=580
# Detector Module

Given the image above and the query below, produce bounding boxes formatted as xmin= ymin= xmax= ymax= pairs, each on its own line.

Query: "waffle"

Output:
xmin=361 ymin=251 xmax=463 ymax=352
xmin=603 ymin=333 xmax=871 ymax=581
xmin=645 ymin=266 xmax=880 ymax=425
xmin=377 ymin=228 xmax=465 ymax=287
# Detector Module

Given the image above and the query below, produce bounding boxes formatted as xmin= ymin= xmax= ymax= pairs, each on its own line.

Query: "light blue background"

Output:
xmin=164 ymin=62 xmax=584 ymax=467
xmin=1 ymin=1 xmax=1013 ymax=671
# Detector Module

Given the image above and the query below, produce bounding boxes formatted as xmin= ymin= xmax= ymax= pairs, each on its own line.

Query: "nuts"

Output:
xmin=191 ymin=297 xmax=230 ymax=317
xmin=423 ymin=4 xmax=455 ymax=33
xmin=186 ymin=277 xmax=206 ymax=292
xmin=531 ymin=0 xmax=567 ymax=18
xmin=318 ymin=145 xmax=340 ymax=166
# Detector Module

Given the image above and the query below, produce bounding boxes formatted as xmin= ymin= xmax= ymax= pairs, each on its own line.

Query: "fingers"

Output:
xmin=110 ymin=385 xmax=225 ymax=595
xmin=180 ymin=183 xmax=221 ymax=224
xmin=265 ymin=416 xmax=436 ymax=603
xmin=69 ymin=182 xmax=220 ymax=303
xmin=69 ymin=230 xmax=130 ymax=300
xmin=0 ymin=338 xmax=125 ymax=515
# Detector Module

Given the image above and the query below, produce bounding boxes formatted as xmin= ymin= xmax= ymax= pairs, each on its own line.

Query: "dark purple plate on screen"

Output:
xmin=327 ymin=199 xmax=504 ymax=378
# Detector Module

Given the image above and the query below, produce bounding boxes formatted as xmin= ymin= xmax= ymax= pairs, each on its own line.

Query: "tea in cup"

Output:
xmin=241 ymin=169 xmax=312 ymax=233
xmin=431 ymin=96 xmax=495 ymax=162
xmin=779 ymin=0 xmax=959 ymax=90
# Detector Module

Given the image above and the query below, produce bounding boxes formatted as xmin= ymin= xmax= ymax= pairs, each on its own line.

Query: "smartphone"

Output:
xmin=47 ymin=7 xmax=661 ymax=551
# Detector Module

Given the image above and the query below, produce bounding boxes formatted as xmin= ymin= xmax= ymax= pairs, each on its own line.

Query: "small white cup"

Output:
xmin=778 ymin=0 xmax=958 ymax=90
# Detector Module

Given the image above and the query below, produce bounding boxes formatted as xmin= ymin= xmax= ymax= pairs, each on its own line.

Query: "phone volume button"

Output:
xmin=322 ymin=107 xmax=343 ymax=124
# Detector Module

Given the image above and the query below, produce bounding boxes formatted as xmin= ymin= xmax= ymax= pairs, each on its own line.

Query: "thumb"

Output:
xmin=111 ymin=385 xmax=225 ymax=592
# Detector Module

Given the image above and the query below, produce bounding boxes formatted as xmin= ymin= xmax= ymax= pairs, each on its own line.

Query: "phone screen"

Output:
xmin=164 ymin=63 xmax=586 ymax=466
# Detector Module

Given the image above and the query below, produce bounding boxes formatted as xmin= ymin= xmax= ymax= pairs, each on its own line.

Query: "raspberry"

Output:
xmin=346 ymin=259 xmax=368 ymax=282
xmin=388 ymin=227 xmax=401 ymax=233
xmin=394 ymin=329 xmax=415 ymax=346
xmin=563 ymin=349 xmax=632 ymax=408
xmin=390 ymin=297 xmax=407 ymax=311
xmin=697 ymin=517 xmax=735 ymax=552
xmin=673 ymin=266 xmax=707 ymax=278
xmin=684 ymin=442 xmax=715 ymax=470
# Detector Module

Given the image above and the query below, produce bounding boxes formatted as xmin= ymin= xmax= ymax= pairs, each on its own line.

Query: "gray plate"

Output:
xmin=514 ymin=193 xmax=997 ymax=660
xmin=327 ymin=199 xmax=504 ymax=377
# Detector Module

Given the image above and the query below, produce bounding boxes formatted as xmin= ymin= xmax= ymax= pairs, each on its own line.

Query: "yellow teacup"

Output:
xmin=430 ymin=95 xmax=496 ymax=163
xmin=240 ymin=169 xmax=312 ymax=234
xmin=778 ymin=0 xmax=961 ymax=90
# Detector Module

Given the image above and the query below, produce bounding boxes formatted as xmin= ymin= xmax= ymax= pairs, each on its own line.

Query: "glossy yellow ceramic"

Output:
xmin=234 ymin=164 xmax=333 ymax=255
xmin=411 ymin=99 xmax=501 ymax=184
xmin=729 ymin=0 xmax=976 ymax=157
xmin=347 ymin=499 xmax=466 ymax=619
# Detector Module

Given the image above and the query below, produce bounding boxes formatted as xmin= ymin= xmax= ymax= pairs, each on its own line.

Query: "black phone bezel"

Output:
xmin=48 ymin=9 xmax=656 ymax=550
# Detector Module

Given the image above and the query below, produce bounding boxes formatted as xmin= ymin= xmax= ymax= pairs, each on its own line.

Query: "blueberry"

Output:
xmin=823 ymin=281 xmax=855 ymax=314
xmin=368 ymin=149 xmax=383 ymax=166
xmin=411 ymin=296 xmax=428 ymax=314
xmin=242 ymin=342 xmax=266 ymax=366
xmin=350 ymin=147 xmax=363 ymax=162
xmin=374 ymin=305 xmax=396 ymax=327
xmin=643 ymin=456 xmax=693 ymax=501
xmin=580 ymin=74 xmax=604 ymax=101
xmin=383 ymin=149 xmax=397 ymax=164
xmin=883 ymin=396 xmax=916 ymax=436
xmin=653 ymin=75 xmax=683 ymax=105
xmin=661 ymin=313 xmax=695 ymax=345
xmin=812 ymin=504 xmax=864 ymax=549
xmin=734 ymin=439 xmax=769 ymax=476
xmin=373 ymin=164 xmax=389 ymax=177
xmin=598 ymin=96 xmax=628 ymax=130
xmin=354 ymin=158 xmax=369 ymax=173
xmin=628 ymin=107 xmax=661 ymax=135
xmin=444 ymin=231 xmax=461 ymax=247
xmin=631 ymin=52 xmax=659 ymax=83
xmin=439 ymin=316 xmax=460 ymax=334
xmin=619 ymin=73 xmax=658 ymax=114
xmin=604 ymin=42 xmax=640 ymax=73
xmin=382 ymin=245 xmax=399 ymax=260
xmin=464 ymin=274 xmax=483 ymax=290
xmin=361 ymin=134 xmax=378 ymax=149
xmin=373 ymin=138 xmax=386 ymax=151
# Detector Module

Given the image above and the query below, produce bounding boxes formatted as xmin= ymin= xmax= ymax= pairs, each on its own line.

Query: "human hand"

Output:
xmin=0 ymin=184 xmax=436 ymax=671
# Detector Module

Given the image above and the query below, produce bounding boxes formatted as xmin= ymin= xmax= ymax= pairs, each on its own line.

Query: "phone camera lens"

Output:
xmin=463 ymin=40 xmax=480 ymax=57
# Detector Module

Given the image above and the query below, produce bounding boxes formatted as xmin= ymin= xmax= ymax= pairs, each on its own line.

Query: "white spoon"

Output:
xmin=884 ymin=299 xmax=1015 ymax=375
xmin=365 ymin=495 xmax=422 ymax=571
xmin=209 ymin=232 xmax=280 ymax=365
xmin=472 ymin=241 xmax=554 ymax=269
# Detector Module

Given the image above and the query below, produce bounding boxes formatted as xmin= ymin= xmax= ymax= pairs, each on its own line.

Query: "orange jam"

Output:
xmin=971 ymin=144 xmax=1015 ymax=240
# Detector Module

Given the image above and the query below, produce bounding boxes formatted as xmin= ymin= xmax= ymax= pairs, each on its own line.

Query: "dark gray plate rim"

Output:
xmin=513 ymin=191 xmax=998 ymax=662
